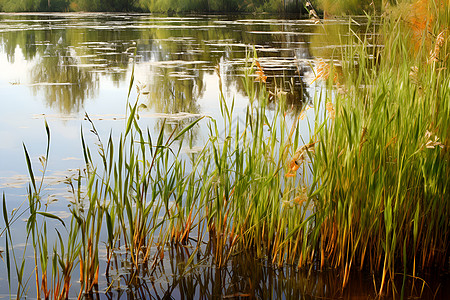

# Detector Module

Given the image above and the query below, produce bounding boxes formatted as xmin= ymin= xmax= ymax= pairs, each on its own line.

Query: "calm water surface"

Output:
xmin=0 ymin=13 xmax=329 ymax=197
xmin=1 ymin=12 xmax=358 ymax=212
xmin=2 ymin=13 xmax=447 ymax=299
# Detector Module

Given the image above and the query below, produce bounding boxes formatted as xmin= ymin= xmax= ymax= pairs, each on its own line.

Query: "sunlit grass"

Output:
xmin=310 ymin=1 xmax=450 ymax=293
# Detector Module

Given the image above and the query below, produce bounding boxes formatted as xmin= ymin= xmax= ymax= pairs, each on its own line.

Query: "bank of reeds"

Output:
xmin=309 ymin=1 xmax=450 ymax=293
xmin=1 ymin=2 xmax=449 ymax=298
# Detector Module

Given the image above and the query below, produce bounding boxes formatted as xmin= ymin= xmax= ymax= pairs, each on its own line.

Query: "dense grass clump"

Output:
xmin=309 ymin=1 xmax=450 ymax=292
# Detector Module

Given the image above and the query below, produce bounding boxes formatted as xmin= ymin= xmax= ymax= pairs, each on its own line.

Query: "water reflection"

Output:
xmin=137 ymin=62 xmax=204 ymax=114
xmin=30 ymin=42 xmax=98 ymax=113
xmin=101 ymin=246 xmax=448 ymax=299
xmin=9 ymin=13 xmax=375 ymax=117
xmin=0 ymin=13 xmax=328 ymax=115
xmin=1 ymin=13 xmax=374 ymax=201
xmin=104 ymin=248 xmax=354 ymax=299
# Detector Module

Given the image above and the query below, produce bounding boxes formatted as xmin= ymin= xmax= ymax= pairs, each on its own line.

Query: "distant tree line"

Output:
xmin=138 ymin=0 xmax=306 ymax=13
xmin=0 ymin=0 xmax=306 ymax=12
xmin=0 ymin=0 xmax=384 ymax=14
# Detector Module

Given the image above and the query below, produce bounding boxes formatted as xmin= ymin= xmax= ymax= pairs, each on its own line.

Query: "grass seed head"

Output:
xmin=429 ymin=29 xmax=447 ymax=63
xmin=326 ymin=102 xmax=336 ymax=120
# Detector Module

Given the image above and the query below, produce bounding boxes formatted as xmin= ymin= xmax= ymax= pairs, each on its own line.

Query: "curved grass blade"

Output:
xmin=23 ymin=143 xmax=36 ymax=193
xmin=36 ymin=212 xmax=66 ymax=228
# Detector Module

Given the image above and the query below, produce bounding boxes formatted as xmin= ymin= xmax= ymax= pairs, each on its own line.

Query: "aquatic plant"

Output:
xmin=309 ymin=1 xmax=450 ymax=293
xmin=2 ymin=121 xmax=78 ymax=300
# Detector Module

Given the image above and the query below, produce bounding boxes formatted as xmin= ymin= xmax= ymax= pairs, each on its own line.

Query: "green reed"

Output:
xmin=171 ymin=4 xmax=449 ymax=294
xmin=2 ymin=121 xmax=76 ymax=300
xmin=309 ymin=3 xmax=450 ymax=293
xmin=171 ymin=57 xmax=319 ymax=272
xmin=79 ymin=74 xmax=204 ymax=286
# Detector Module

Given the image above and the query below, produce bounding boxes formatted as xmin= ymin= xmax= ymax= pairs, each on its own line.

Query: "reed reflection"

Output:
xmin=103 ymin=244 xmax=446 ymax=299
xmin=103 ymin=246 xmax=379 ymax=299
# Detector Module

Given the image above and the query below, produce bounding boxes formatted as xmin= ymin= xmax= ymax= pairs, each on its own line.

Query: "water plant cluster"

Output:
xmin=1 ymin=0 xmax=449 ymax=298
xmin=310 ymin=1 xmax=450 ymax=293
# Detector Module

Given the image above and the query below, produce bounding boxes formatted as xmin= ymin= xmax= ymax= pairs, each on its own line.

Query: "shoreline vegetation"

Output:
xmin=0 ymin=0 xmax=379 ymax=14
xmin=1 ymin=0 xmax=449 ymax=298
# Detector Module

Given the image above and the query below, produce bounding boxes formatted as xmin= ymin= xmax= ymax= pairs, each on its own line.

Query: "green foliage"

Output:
xmin=70 ymin=0 xmax=137 ymax=11
xmin=0 ymin=0 xmax=68 ymax=12
xmin=312 ymin=0 xmax=382 ymax=15
xmin=0 ymin=0 xmax=39 ymax=12
xmin=138 ymin=0 xmax=209 ymax=12
xmin=39 ymin=0 xmax=70 ymax=11
xmin=0 ymin=0 xmax=305 ymax=12
xmin=310 ymin=3 xmax=450 ymax=291
xmin=137 ymin=0 xmax=304 ymax=13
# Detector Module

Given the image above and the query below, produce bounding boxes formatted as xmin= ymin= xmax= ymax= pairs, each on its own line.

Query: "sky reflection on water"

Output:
xmin=0 ymin=13 xmax=329 ymax=201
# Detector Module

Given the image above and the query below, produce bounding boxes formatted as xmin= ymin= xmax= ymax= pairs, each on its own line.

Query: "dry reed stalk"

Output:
xmin=409 ymin=65 xmax=420 ymax=85
xmin=62 ymin=269 xmax=71 ymax=299
xmin=423 ymin=130 xmax=445 ymax=149
xmin=180 ymin=210 xmax=193 ymax=245
xmin=297 ymin=104 xmax=313 ymax=121
xmin=41 ymin=271 xmax=49 ymax=299
xmin=254 ymin=60 xmax=267 ymax=83
xmin=311 ymin=59 xmax=340 ymax=85
xmin=285 ymin=141 xmax=318 ymax=177
xmin=306 ymin=1 xmax=321 ymax=24
xmin=408 ymin=0 xmax=434 ymax=50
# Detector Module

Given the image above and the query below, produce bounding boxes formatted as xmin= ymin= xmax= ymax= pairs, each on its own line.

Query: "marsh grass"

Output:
xmin=2 ymin=121 xmax=74 ymax=300
xmin=309 ymin=1 xmax=450 ymax=293
xmin=1 ymin=2 xmax=449 ymax=297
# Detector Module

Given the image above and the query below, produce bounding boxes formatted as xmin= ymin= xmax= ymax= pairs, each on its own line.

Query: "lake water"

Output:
xmin=1 ymin=13 xmax=447 ymax=299
xmin=1 ymin=12 xmax=359 ymax=219
xmin=0 ymin=12 xmax=329 ymax=199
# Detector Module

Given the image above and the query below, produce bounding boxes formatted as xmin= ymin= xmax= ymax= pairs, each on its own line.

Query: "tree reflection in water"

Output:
xmin=1 ymin=14 xmax=316 ymax=117
xmin=30 ymin=42 xmax=99 ymax=114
